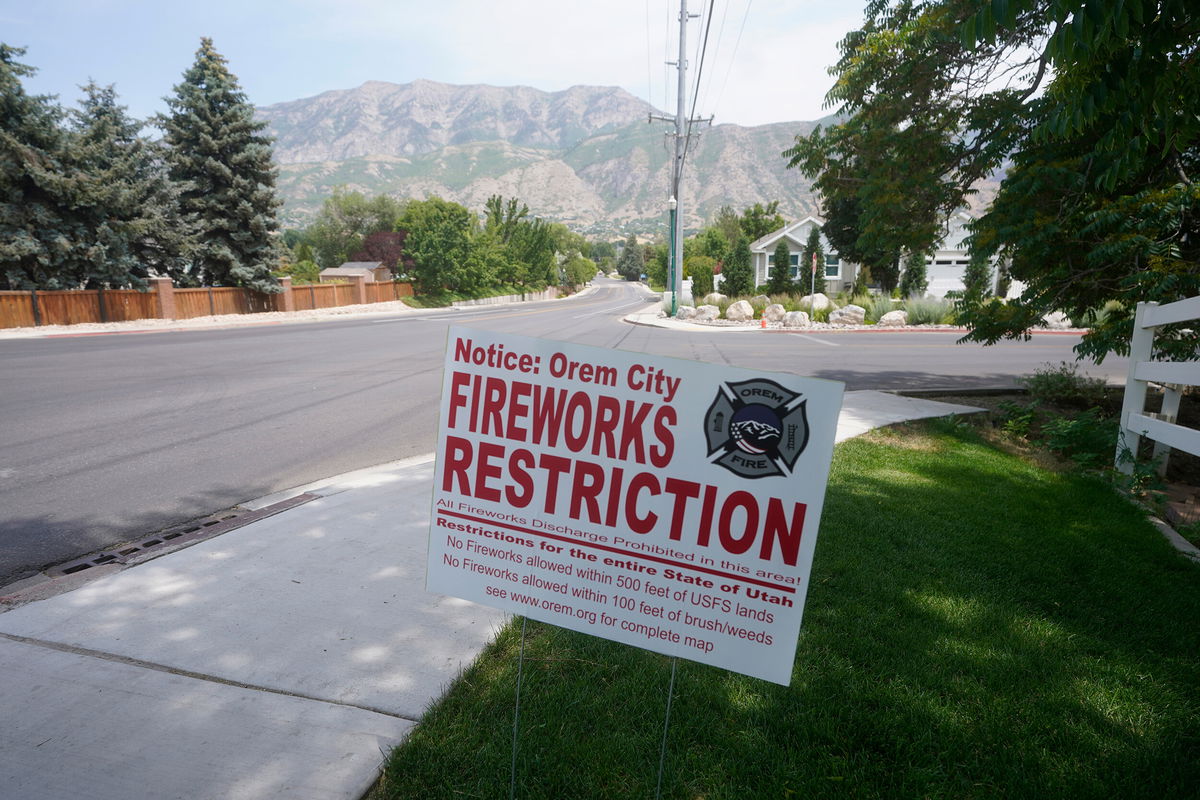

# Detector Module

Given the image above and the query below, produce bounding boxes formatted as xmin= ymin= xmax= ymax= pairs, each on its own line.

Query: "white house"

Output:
xmin=924 ymin=211 xmax=1020 ymax=299
xmin=748 ymin=217 xmax=859 ymax=295
xmin=749 ymin=211 xmax=1014 ymax=298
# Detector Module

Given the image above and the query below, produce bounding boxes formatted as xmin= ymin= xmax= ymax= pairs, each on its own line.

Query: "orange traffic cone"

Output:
xmin=760 ymin=317 xmax=767 ymax=329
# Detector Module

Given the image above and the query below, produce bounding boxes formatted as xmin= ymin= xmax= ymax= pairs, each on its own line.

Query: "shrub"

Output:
xmin=1042 ymin=408 xmax=1118 ymax=468
xmin=997 ymin=400 xmax=1037 ymax=439
xmin=1022 ymin=362 xmax=1109 ymax=409
xmin=864 ymin=295 xmax=897 ymax=323
xmin=904 ymin=295 xmax=956 ymax=325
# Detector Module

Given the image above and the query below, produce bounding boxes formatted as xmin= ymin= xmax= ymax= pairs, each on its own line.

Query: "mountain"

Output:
xmin=256 ymin=80 xmax=830 ymax=237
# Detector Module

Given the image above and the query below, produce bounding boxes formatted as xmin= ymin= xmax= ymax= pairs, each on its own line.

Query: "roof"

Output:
xmin=319 ymin=263 xmax=385 ymax=278
xmin=749 ymin=216 xmax=824 ymax=252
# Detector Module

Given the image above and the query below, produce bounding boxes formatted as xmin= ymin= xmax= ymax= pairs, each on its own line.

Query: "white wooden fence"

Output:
xmin=1116 ymin=297 xmax=1200 ymax=474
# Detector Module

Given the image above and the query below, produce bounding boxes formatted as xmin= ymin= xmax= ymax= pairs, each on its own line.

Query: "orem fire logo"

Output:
xmin=704 ymin=379 xmax=811 ymax=479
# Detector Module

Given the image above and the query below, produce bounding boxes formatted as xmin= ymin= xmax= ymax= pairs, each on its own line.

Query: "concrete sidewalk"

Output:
xmin=0 ymin=393 xmax=982 ymax=800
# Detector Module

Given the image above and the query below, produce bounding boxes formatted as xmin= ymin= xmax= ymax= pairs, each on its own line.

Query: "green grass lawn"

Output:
xmin=375 ymin=420 xmax=1200 ymax=799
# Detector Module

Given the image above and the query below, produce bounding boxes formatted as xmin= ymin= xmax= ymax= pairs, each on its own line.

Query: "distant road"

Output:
xmin=0 ymin=279 xmax=1126 ymax=584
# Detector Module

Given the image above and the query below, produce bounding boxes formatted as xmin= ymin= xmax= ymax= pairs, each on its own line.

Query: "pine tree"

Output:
xmin=0 ymin=45 xmax=91 ymax=289
xmin=160 ymin=38 xmax=281 ymax=292
xmin=899 ymin=249 xmax=928 ymax=298
xmin=721 ymin=234 xmax=753 ymax=297
xmin=70 ymin=82 xmax=188 ymax=289
xmin=768 ymin=240 xmax=793 ymax=296
xmin=616 ymin=234 xmax=644 ymax=282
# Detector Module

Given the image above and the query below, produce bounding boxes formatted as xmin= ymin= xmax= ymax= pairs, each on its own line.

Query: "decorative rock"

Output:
xmin=783 ymin=310 xmax=810 ymax=328
xmin=799 ymin=293 xmax=833 ymax=312
xmin=675 ymin=305 xmax=698 ymax=320
xmin=751 ymin=295 xmax=770 ymax=307
xmin=694 ymin=304 xmax=720 ymax=321
xmin=1041 ymin=311 xmax=1072 ymax=330
xmin=763 ymin=303 xmax=786 ymax=322
xmin=829 ymin=304 xmax=867 ymax=326
xmin=877 ymin=309 xmax=908 ymax=327
xmin=702 ymin=292 xmax=727 ymax=305
xmin=725 ymin=300 xmax=755 ymax=321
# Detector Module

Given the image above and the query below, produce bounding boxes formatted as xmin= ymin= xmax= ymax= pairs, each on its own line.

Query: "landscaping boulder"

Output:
xmin=675 ymin=305 xmax=697 ymax=320
xmin=877 ymin=309 xmax=908 ymax=327
xmin=694 ymin=304 xmax=720 ymax=321
xmin=725 ymin=300 xmax=755 ymax=321
xmin=702 ymin=292 xmax=727 ymax=305
xmin=751 ymin=295 xmax=770 ymax=307
xmin=800 ymin=292 xmax=833 ymax=312
xmin=829 ymin=304 xmax=866 ymax=326
xmin=763 ymin=303 xmax=786 ymax=322
xmin=783 ymin=310 xmax=810 ymax=328
xmin=1041 ymin=311 xmax=1072 ymax=330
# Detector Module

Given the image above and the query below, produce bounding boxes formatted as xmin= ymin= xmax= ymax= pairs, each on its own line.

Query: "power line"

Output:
xmin=645 ymin=0 xmax=654 ymax=110
xmin=681 ymin=0 xmax=715 ymax=170
xmin=712 ymin=0 xmax=753 ymax=117
xmin=696 ymin=0 xmax=732 ymax=118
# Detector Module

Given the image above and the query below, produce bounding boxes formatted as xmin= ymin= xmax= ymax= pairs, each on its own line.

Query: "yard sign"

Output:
xmin=427 ymin=326 xmax=843 ymax=684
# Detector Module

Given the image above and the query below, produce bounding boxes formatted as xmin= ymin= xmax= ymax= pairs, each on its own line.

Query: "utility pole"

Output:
xmin=650 ymin=0 xmax=710 ymax=317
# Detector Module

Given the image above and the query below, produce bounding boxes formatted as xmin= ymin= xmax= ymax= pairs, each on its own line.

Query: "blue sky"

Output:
xmin=5 ymin=0 xmax=865 ymax=127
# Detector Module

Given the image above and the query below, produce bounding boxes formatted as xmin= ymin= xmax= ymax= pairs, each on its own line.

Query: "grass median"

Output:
xmin=374 ymin=419 xmax=1200 ymax=799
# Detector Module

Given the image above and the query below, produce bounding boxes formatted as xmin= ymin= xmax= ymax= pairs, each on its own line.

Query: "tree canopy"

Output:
xmin=160 ymin=37 xmax=282 ymax=293
xmin=788 ymin=0 xmax=1199 ymax=359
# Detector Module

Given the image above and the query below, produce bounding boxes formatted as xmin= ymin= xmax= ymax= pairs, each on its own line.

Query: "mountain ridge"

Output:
xmin=256 ymin=80 xmax=831 ymax=236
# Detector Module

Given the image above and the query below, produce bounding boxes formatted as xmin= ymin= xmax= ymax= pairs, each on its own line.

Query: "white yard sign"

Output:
xmin=426 ymin=326 xmax=843 ymax=685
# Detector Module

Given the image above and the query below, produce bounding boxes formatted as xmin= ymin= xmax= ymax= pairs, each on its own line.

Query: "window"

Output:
xmin=824 ymin=253 xmax=840 ymax=279
xmin=767 ymin=253 xmax=801 ymax=278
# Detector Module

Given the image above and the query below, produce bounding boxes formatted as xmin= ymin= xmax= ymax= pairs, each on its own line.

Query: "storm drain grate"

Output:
xmin=47 ymin=494 xmax=318 ymax=578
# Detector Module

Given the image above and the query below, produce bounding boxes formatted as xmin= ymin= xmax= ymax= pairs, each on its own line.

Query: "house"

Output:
xmin=922 ymin=211 xmax=1019 ymax=299
xmin=318 ymin=262 xmax=391 ymax=283
xmin=749 ymin=212 xmax=1015 ymax=298
xmin=924 ymin=211 xmax=974 ymax=298
xmin=748 ymin=217 xmax=859 ymax=295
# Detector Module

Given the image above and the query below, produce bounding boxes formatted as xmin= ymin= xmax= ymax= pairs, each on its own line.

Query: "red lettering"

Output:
xmin=663 ymin=478 xmax=700 ymax=541
xmin=480 ymin=377 xmax=506 ymax=437
xmin=719 ymin=490 xmax=758 ymax=555
xmin=475 ymin=441 xmax=504 ymax=502
xmin=591 ymin=395 xmax=620 ymax=458
xmin=569 ymin=459 xmax=605 ymax=524
xmin=447 ymin=371 xmax=471 ymax=430
xmin=505 ymin=448 xmax=535 ymax=507
xmin=618 ymin=400 xmax=650 ymax=463
xmin=538 ymin=453 xmax=572 ymax=515
xmin=761 ymin=498 xmax=806 ymax=566
xmin=532 ymin=385 xmax=566 ymax=447
xmin=651 ymin=406 xmax=676 ymax=467
xmin=441 ymin=436 xmax=473 ymax=494
xmin=506 ymin=380 xmax=532 ymax=442
xmin=625 ymin=472 xmax=660 ymax=534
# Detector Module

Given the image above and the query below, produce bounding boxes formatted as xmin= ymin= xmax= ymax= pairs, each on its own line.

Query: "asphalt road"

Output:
xmin=0 ymin=279 xmax=1128 ymax=584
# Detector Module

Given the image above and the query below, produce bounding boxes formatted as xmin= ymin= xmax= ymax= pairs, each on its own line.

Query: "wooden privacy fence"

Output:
xmin=1116 ymin=296 xmax=1200 ymax=474
xmin=0 ymin=277 xmax=414 ymax=330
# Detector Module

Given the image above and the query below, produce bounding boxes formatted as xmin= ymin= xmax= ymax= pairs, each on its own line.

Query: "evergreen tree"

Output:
xmin=70 ymin=82 xmax=188 ymax=288
xmin=721 ymin=234 xmax=753 ymax=297
xmin=768 ymin=240 xmax=793 ymax=295
xmin=801 ymin=227 xmax=825 ymax=295
xmin=615 ymin=234 xmax=644 ymax=281
xmin=686 ymin=255 xmax=715 ymax=298
xmin=0 ymin=45 xmax=92 ymax=289
xmin=160 ymin=38 xmax=281 ymax=292
xmin=899 ymin=250 xmax=929 ymax=298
